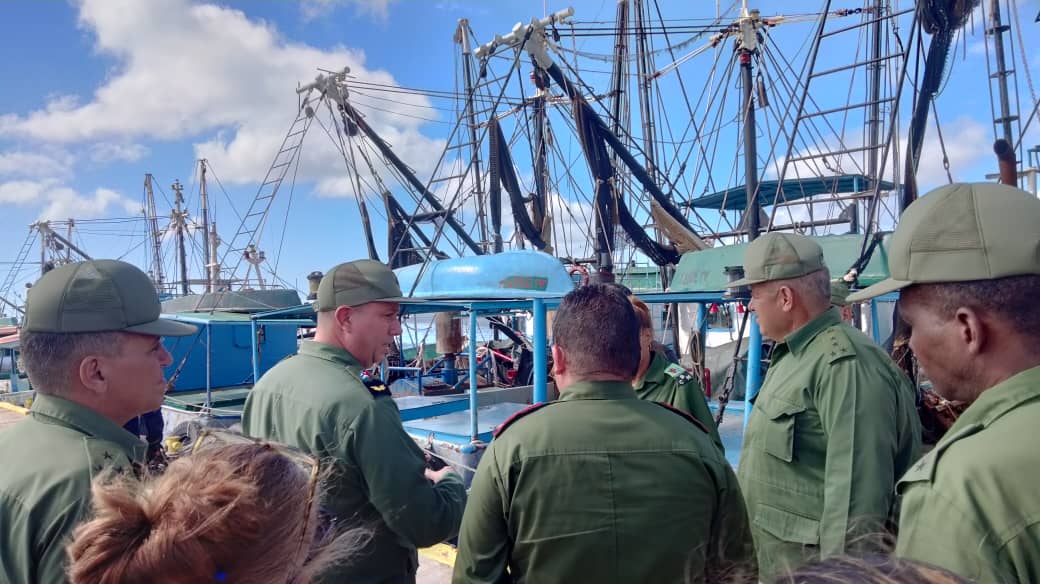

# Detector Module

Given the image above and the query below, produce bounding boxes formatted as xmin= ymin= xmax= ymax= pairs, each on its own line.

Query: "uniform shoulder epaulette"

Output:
xmin=663 ymin=363 xmax=696 ymax=385
xmin=493 ymin=402 xmax=553 ymax=438
xmin=362 ymin=377 xmax=391 ymax=399
xmin=822 ymin=325 xmax=856 ymax=364
xmin=651 ymin=401 xmax=710 ymax=435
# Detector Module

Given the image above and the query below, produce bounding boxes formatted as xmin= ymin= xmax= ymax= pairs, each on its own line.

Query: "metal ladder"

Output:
xmin=0 ymin=228 xmax=39 ymax=316
xmin=217 ymin=111 xmax=313 ymax=289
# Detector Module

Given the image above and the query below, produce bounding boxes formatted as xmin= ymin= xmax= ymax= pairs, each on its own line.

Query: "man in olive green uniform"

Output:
xmin=848 ymin=182 xmax=1040 ymax=583
xmin=453 ymin=284 xmax=755 ymax=584
xmin=732 ymin=233 xmax=921 ymax=580
xmin=242 ymin=259 xmax=466 ymax=584
xmin=0 ymin=260 xmax=197 ymax=584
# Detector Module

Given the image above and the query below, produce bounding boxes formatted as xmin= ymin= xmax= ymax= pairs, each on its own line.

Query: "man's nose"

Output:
xmin=158 ymin=343 xmax=173 ymax=367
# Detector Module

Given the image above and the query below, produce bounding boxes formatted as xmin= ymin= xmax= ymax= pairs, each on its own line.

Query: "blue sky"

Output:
xmin=0 ymin=0 xmax=1037 ymax=310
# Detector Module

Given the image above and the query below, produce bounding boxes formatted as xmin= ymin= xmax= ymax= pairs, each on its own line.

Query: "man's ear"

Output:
xmin=551 ymin=344 xmax=566 ymax=376
xmin=334 ymin=305 xmax=353 ymax=330
xmin=955 ymin=306 xmax=987 ymax=356
xmin=778 ymin=285 xmax=796 ymax=311
xmin=77 ymin=355 xmax=107 ymax=396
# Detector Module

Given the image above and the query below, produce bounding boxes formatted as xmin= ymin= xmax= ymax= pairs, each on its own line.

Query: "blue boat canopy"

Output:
xmin=394 ymin=250 xmax=575 ymax=300
xmin=686 ymin=174 xmax=895 ymax=210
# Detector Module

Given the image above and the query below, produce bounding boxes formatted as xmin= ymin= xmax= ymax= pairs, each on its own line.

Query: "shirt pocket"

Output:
xmin=754 ymin=502 xmax=820 ymax=545
xmin=754 ymin=397 xmax=806 ymax=463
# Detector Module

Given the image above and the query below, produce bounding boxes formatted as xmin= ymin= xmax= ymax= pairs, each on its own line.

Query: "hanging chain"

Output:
xmin=931 ymin=97 xmax=954 ymax=183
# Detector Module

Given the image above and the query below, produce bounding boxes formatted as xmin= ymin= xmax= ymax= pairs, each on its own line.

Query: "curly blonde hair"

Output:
xmin=66 ymin=441 xmax=367 ymax=584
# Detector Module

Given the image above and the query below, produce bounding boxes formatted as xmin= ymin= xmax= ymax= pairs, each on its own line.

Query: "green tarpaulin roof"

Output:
xmin=687 ymin=174 xmax=895 ymax=210
xmin=671 ymin=233 xmax=891 ymax=292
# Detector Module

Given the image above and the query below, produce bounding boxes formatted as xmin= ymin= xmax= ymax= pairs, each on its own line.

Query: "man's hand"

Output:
xmin=425 ymin=466 xmax=455 ymax=484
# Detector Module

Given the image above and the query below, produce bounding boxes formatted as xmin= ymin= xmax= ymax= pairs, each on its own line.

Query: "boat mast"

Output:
xmin=737 ymin=4 xmax=762 ymax=241
xmin=171 ymin=179 xmax=189 ymax=296
xmin=209 ymin=222 xmax=220 ymax=290
xmin=144 ymin=174 xmax=165 ymax=292
xmin=861 ymin=1 xmax=886 ymax=234
xmin=199 ymin=160 xmax=213 ymax=293
xmin=609 ymin=0 xmax=631 ymax=166
xmin=457 ymin=19 xmax=492 ymax=252
xmin=988 ymin=0 xmax=1016 ymax=147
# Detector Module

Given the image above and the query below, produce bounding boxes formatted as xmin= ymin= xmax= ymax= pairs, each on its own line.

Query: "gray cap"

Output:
xmin=847 ymin=182 xmax=1040 ymax=302
xmin=23 ymin=260 xmax=197 ymax=336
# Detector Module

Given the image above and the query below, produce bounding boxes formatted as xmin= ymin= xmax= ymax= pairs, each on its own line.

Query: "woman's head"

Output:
xmin=629 ymin=296 xmax=654 ymax=380
xmin=67 ymin=437 xmax=364 ymax=584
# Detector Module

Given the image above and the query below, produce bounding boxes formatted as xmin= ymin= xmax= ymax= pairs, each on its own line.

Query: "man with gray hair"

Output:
xmin=732 ymin=232 xmax=921 ymax=579
xmin=0 ymin=259 xmax=197 ymax=583
xmin=848 ymin=182 xmax=1040 ymax=583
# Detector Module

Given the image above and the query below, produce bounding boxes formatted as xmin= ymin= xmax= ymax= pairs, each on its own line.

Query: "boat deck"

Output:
xmin=0 ymin=397 xmax=27 ymax=432
xmin=163 ymin=386 xmax=252 ymax=414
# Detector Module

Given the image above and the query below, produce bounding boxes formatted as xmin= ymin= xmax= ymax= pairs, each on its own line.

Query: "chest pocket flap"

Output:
xmin=754 ymin=502 xmax=820 ymax=545
xmin=754 ymin=396 xmax=806 ymax=463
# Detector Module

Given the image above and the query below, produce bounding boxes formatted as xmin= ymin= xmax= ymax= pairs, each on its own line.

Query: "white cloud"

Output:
xmin=89 ymin=142 xmax=149 ymax=163
xmin=0 ymin=0 xmax=441 ymax=193
xmin=769 ymin=116 xmax=992 ymax=190
xmin=0 ymin=179 xmax=56 ymax=205
xmin=0 ymin=178 xmax=141 ymax=220
xmin=300 ymin=0 xmax=396 ymax=21
xmin=38 ymin=186 xmax=142 ymax=220
xmin=757 ymin=116 xmax=993 ymax=233
xmin=0 ymin=150 xmax=74 ymax=179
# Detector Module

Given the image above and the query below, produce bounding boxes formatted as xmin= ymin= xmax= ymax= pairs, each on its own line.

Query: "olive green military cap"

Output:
xmin=23 ymin=260 xmax=197 ymax=336
xmin=847 ymin=182 xmax=1040 ymax=302
xmin=316 ymin=259 xmax=423 ymax=311
xmin=729 ymin=232 xmax=827 ymax=287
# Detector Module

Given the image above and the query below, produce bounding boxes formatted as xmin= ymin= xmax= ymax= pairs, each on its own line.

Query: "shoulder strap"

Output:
xmin=651 ymin=401 xmax=710 ymax=435
xmin=823 ymin=325 xmax=857 ymax=364
xmin=493 ymin=402 xmax=553 ymax=438
xmin=663 ymin=363 xmax=696 ymax=385
xmin=363 ymin=377 xmax=391 ymax=399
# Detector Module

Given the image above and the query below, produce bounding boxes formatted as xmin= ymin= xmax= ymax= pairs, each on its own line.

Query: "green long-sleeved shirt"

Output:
xmin=0 ymin=394 xmax=146 ymax=584
xmin=634 ymin=351 xmax=725 ymax=453
xmin=896 ymin=365 xmax=1040 ymax=583
xmin=453 ymin=380 xmax=755 ymax=584
xmin=737 ymin=308 xmax=921 ymax=580
xmin=242 ymin=341 xmax=467 ymax=584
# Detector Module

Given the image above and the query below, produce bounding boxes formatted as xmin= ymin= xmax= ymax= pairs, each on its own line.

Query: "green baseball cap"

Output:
xmin=847 ymin=182 xmax=1040 ymax=302
xmin=23 ymin=260 xmax=198 ymax=336
xmin=316 ymin=259 xmax=423 ymax=311
xmin=729 ymin=232 xmax=828 ymax=287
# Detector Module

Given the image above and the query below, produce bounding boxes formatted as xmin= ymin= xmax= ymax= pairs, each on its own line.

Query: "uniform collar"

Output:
xmin=559 ymin=379 xmax=637 ymax=402
xmin=778 ymin=307 xmax=842 ymax=357
xmin=944 ymin=364 xmax=1040 ymax=438
xmin=30 ymin=393 xmax=146 ymax=460
xmin=899 ymin=365 xmax=1040 ymax=488
xmin=633 ymin=352 xmax=667 ymax=391
xmin=299 ymin=340 xmax=363 ymax=368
